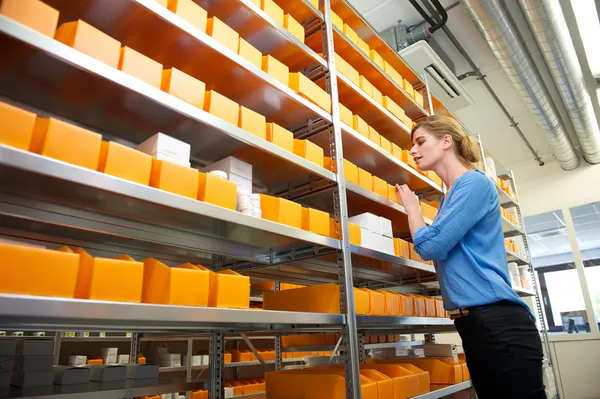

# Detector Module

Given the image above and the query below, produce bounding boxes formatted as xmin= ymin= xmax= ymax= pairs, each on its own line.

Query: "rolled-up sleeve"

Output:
xmin=414 ymin=175 xmax=493 ymax=261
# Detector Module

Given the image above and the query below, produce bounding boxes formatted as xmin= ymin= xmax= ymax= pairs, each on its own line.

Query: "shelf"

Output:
xmin=282 ymin=340 xmax=423 ymax=352
xmin=0 ymin=16 xmax=333 ymax=193
xmin=495 ymin=182 xmax=519 ymax=208
xmin=195 ymin=0 xmax=326 ymax=70
xmin=364 ymin=340 xmax=424 ymax=350
xmin=0 ymin=378 xmax=201 ymax=399
xmin=357 ymin=315 xmax=455 ymax=334
xmin=514 ymin=287 xmax=536 ymax=297
xmin=0 ymin=145 xmax=339 ymax=267
xmin=414 ymin=381 xmax=473 ymax=399
xmin=0 ymin=295 xmax=345 ymax=332
xmin=159 ymin=358 xmax=305 ymax=373
xmin=506 ymin=249 xmax=529 ymax=265
xmin=306 ymin=26 xmax=429 ymax=119
xmin=502 ymin=216 xmax=523 ymax=238
xmin=274 ymin=0 xmax=323 ymax=24
xmin=308 ymin=122 xmax=443 ymax=193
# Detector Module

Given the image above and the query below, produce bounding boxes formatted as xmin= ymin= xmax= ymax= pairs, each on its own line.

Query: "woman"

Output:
xmin=397 ymin=116 xmax=546 ymax=399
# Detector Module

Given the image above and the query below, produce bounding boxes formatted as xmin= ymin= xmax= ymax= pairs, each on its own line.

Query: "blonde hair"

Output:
xmin=411 ymin=115 xmax=481 ymax=166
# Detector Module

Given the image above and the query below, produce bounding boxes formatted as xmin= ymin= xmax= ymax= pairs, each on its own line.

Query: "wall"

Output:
xmin=550 ymin=338 xmax=600 ymax=399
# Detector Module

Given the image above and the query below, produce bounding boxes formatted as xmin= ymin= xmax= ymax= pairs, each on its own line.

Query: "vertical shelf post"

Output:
xmin=209 ymin=331 xmax=224 ymax=399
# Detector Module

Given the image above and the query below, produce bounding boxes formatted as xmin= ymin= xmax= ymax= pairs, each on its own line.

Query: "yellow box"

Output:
xmin=302 ymin=207 xmax=330 ymax=236
xmin=260 ymin=194 xmax=302 ymax=228
xmin=403 ymin=79 xmax=415 ymax=97
xmin=142 ymin=259 xmax=209 ymax=306
xmin=382 ymin=96 xmax=405 ymax=121
xmin=391 ymin=142 xmax=403 ymax=160
xmin=238 ymin=38 xmax=262 ymax=70
xmin=98 ymin=141 xmax=152 ymax=185
xmin=421 ymin=201 xmax=438 ymax=220
xmin=73 ymin=248 xmax=143 ymax=302
xmin=362 ymin=289 xmax=385 ymax=315
xmin=206 ymin=17 xmax=239 ymax=53
xmin=369 ymin=49 xmax=384 ymax=70
xmin=357 ymin=167 xmax=372 ymax=191
xmin=368 ymin=126 xmax=380 ymax=146
xmin=55 ymin=20 xmax=121 ymax=68
xmin=0 ymin=100 xmax=36 ymax=150
xmin=194 ymin=265 xmax=248 ymax=308
xmin=262 ymin=55 xmax=289 ymax=86
xmin=379 ymin=358 xmax=462 ymax=385
xmin=356 ymin=36 xmax=370 ymax=56
xmin=372 ymin=176 xmax=387 ymax=198
xmin=118 ymin=46 xmax=163 ymax=88
xmin=383 ymin=291 xmax=399 ymax=316
xmin=267 ymin=122 xmax=294 ymax=152
xmin=294 ymin=139 xmax=324 ymax=167
xmin=330 ymin=10 xmax=343 ymax=31
xmin=239 ymin=106 xmax=267 ymax=140
xmin=387 ymin=184 xmax=398 ymax=203
xmin=0 ymin=242 xmax=79 ymax=298
xmin=343 ymin=23 xmax=358 ymax=45
xmin=262 ymin=0 xmax=284 ymax=26
xmin=414 ymin=91 xmax=424 ymax=107
xmin=30 ymin=117 xmax=102 ymax=170
xmin=402 ymin=149 xmax=417 ymax=169
xmin=162 ymin=68 xmax=206 ymax=108
xmin=0 ymin=0 xmax=59 ymax=37
xmin=265 ymin=283 xmax=369 ymax=314
xmin=379 ymin=135 xmax=391 ymax=153
xmin=371 ymin=86 xmax=383 ymax=105
xmin=203 ymin=90 xmax=239 ymax=126
xmin=150 ymin=159 xmax=199 ymax=199
xmin=383 ymin=61 xmax=403 ymax=85
xmin=344 ymin=159 xmax=359 ymax=184
xmin=197 ymin=171 xmax=237 ymax=210
xmin=289 ymin=73 xmax=331 ymax=113
xmin=339 ymin=103 xmax=353 ymax=127
xmin=167 ymin=0 xmax=207 ymax=32
xmin=284 ymin=14 xmax=304 ymax=42
xmin=359 ymin=75 xmax=374 ymax=98
xmin=335 ymin=53 xmax=360 ymax=86
xmin=394 ymin=238 xmax=410 ymax=258
xmin=353 ymin=115 xmax=369 ymax=138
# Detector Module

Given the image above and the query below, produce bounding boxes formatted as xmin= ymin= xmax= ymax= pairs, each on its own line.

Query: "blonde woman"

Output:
xmin=397 ymin=116 xmax=546 ymax=399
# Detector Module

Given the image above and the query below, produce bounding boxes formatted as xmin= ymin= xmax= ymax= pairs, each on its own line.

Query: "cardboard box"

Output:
xmin=68 ymin=355 xmax=87 ymax=367
xmin=53 ymin=366 xmax=91 ymax=385
xmin=349 ymin=213 xmax=382 ymax=235
xmin=379 ymin=217 xmax=393 ymax=238
xmin=0 ymin=101 xmax=37 ymax=150
xmin=55 ymin=20 xmax=121 ymax=68
xmin=379 ymin=236 xmax=395 ymax=255
xmin=359 ymin=228 xmax=380 ymax=251
xmin=203 ymin=156 xmax=252 ymax=180
xmin=11 ymin=371 xmax=54 ymax=387
xmin=137 ymin=133 xmax=190 ymax=163
xmin=15 ymin=355 xmax=53 ymax=372
xmin=88 ymin=365 xmax=127 ymax=382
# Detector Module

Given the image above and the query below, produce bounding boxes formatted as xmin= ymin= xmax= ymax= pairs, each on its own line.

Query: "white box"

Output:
xmin=379 ymin=236 xmax=395 ymax=255
xmin=224 ymin=387 xmax=234 ymax=398
xmin=423 ymin=344 xmax=458 ymax=361
xmin=183 ymin=355 xmax=202 ymax=366
xmin=349 ymin=213 xmax=382 ymax=235
xmin=117 ymin=355 xmax=130 ymax=364
xmin=508 ymin=262 xmax=519 ymax=276
xmin=203 ymin=157 xmax=252 ymax=180
xmin=151 ymin=151 xmax=191 ymax=167
xmin=101 ymin=348 xmax=118 ymax=365
xmin=137 ymin=133 xmax=191 ymax=162
xmin=68 ymin=355 xmax=87 ymax=367
xmin=379 ymin=217 xmax=393 ymax=238
xmin=200 ymin=355 xmax=209 ymax=365
xmin=229 ymin=173 xmax=252 ymax=194
xmin=159 ymin=353 xmax=181 ymax=367
xmin=360 ymin=228 xmax=380 ymax=251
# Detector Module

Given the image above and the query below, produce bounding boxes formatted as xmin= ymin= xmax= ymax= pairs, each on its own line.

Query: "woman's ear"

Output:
xmin=442 ymin=134 xmax=453 ymax=150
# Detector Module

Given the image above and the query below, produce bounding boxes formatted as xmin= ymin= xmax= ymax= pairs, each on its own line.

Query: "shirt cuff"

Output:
xmin=413 ymin=225 xmax=439 ymax=247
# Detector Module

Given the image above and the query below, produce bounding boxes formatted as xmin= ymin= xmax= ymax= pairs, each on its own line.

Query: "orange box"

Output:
xmin=359 ymin=76 xmax=374 ymax=98
xmin=238 ymin=38 xmax=262 ymax=70
xmin=294 ymin=139 xmax=324 ymax=167
xmin=206 ymin=17 xmax=239 ymax=53
xmin=224 ymin=352 xmax=232 ymax=363
xmin=30 ymin=117 xmax=102 ymax=170
xmin=394 ymin=238 xmax=410 ymax=258
xmin=142 ymin=259 xmax=209 ymax=306
xmin=382 ymin=96 xmax=406 ymax=121
xmin=400 ymin=364 xmax=430 ymax=394
xmin=383 ymin=292 xmax=399 ymax=316
xmin=357 ymin=168 xmax=372 ymax=191
xmin=391 ymin=142 xmax=403 ymax=160
xmin=414 ymin=91 xmax=424 ymax=107
xmin=289 ymin=73 xmax=331 ymax=113
xmin=421 ymin=201 xmax=438 ymax=220
xmin=264 ymin=283 xmax=368 ymax=314
xmin=262 ymin=55 xmax=289 ymax=86
xmin=197 ymin=171 xmax=237 ymax=210
xmin=343 ymin=23 xmax=358 ymax=45
xmin=411 ymin=294 xmax=426 ymax=317
xmin=98 ymin=141 xmax=152 ymax=185
xmin=421 ymin=295 xmax=436 ymax=317
xmin=55 ymin=20 xmax=121 ymax=68
xmin=153 ymin=0 xmax=168 ymax=5
xmin=356 ymin=37 xmax=370 ymax=56
xmin=397 ymin=293 xmax=415 ymax=316
xmin=362 ymin=289 xmax=385 ymax=315
xmin=262 ymin=0 xmax=284 ymax=26
xmin=73 ymin=248 xmax=143 ymax=302
xmin=87 ymin=359 xmax=103 ymax=365
xmin=344 ymin=159 xmax=359 ymax=184
xmin=0 ymin=0 xmax=59 ymax=37
xmin=167 ymin=0 xmax=207 ymax=32
xmin=150 ymin=159 xmax=199 ymax=199
xmin=239 ymin=106 xmax=267 ymax=140
xmin=408 ymin=242 xmax=425 ymax=263
xmin=335 ymin=54 xmax=360 ymax=86
xmin=403 ymin=79 xmax=415 ymax=97
xmin=369 ymin=49 xmax=384 ymax=70
xmin=284 ymin=14 xmax=304 ymax=42
xmin=203 ymin=90 xmax=239 ymax=126
xmin=339 ymin=103 xmax=354 ymax=127
xmin=368 ymin=126 xmax=380 ymax=146
xmin=387 ymin=184 xmax=398 ymax=203
xmin=372 ymin=176 xmax=387 ymax=198
xmin=382 ymin=358 xmax=462 ymax=385
xmin=267 ymin=122 xmax=294 ymax=152
xmin=379 ymin=135 xmax=391 ymax=153
xmin=0 ymin=242 xmax=79 ymax=298
xmin=161 ymin=68 xmax=206 ymax=108
xmin=360 ymin=369 xmax=395 ymax=399
xmin=302 ymin=207 xmax=330 ymax=236
xmin=330 ymin=10 xmax=344 ymax=31
xmin=353 ymin=115 xmax=369 ymax=138
xmin=371 ymin=86 xmax=383 ymax=105
xmin=0 ymin=101 xmax=36 ymax=150
xmin=402 ymin=149 xmax=417 ymax=169
xmin=383 ymin=61 xmax=403 ymax=85
xmin=260 ymin=194 xmax=302 ymax=228
xmin=194 ymin=265 xmax=249 ymax=308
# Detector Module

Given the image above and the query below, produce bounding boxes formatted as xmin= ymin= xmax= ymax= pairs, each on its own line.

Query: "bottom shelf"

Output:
xmin=0 ymin=378 xmax=201 ymax=399
xmin=415 ymin=381 xmax=473 ymax=399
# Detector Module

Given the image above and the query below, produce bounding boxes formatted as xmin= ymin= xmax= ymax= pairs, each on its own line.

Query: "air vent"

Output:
xmin=531 ymin=228 xmax=567 ymax=240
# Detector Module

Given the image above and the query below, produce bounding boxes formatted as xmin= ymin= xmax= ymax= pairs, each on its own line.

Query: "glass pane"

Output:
xmin=570 ymin=201 xmax=600 ymax=329
xmin=524 ymin=210 xmax=591 ymax=334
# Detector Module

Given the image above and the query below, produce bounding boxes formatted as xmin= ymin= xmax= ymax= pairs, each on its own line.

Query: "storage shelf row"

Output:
xmin=159 ymin=358 xmax=305 ymax=373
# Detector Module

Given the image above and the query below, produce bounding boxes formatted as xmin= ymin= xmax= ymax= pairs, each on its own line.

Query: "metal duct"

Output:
xmin=519 ymin=0 xmax=600 ymax=164
xmin=460 ymin=0 xmax=580 ymax=170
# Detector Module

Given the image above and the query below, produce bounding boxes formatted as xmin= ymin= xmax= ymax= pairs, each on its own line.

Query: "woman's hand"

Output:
xmin=396 ymin=184 xmax=420 ymax=214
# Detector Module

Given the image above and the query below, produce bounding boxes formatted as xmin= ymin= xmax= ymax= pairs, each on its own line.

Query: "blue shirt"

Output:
xmin=413 ymin=170 xmax=527 ymax=311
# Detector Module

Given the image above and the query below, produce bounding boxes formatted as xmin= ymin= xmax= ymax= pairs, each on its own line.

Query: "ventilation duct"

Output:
xmin=460 ymin=0 xmax=580 ymax=170
xmin=519 ymin=0 xmax=600 ymax=164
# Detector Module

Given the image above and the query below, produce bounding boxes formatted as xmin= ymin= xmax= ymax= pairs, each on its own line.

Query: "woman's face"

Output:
xmin=409 ymin=127 xmax=448 ymax=171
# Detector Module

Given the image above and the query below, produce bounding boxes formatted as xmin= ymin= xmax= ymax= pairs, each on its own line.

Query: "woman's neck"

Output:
xmin=434 ymin=160 xmax=470 ymax=190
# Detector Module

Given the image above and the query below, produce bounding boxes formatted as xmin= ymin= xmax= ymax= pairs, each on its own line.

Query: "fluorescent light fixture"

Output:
xmin=571 ymin=0 xmax=600 ymax=76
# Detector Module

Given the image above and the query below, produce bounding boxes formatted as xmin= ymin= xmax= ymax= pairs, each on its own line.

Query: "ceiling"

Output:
xmin=346 ymin=0 xmax=597 ymax=170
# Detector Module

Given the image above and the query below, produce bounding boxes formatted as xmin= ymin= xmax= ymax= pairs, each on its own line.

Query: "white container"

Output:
xmin=183 ymin=355 xmax=202 ymax=366
xmin=200 ymin=355 xmax=209 ymax=365
xmin=379 ymin=237 xmax=395 ymax=255
xmin=359 ymin=228 xmax=380 ymax=251
xmin=208 ymin=170 xmax=228 ymax=180
xmin=203 ymin=157 xmax=253 ymax=180
xmin=101 ymin=348 xmax=118 ymax=365
xmin=137 ymin=133 xmax=191 ymax=162
xmin=379 ymin=217 xmax=393 ymax=238
xmin=159 ymin=353 xmax=181 ymax=367
xmin=508 ymin=262 xmax=519 ymax=276
xmin=117 ymin=355 xmax=130 ymax=364
xmin=350 ymin=213 xmax=382 ymax=235
xmin=150 ymin=151 xmax=191 ymax=167
xmin=224 ymin=387 xmax=234 ymax=398
xmin=68 ymin=355 xmax=87 ymax=367
xmin=229 ymin=173 xmax=252 ymax=194
xmin=423 ymin=344 xmax=458 ymax=361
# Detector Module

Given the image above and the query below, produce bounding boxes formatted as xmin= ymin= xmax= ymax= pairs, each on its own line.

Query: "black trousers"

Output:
xmin=454 ymin=300 xmax=547 ymax=399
